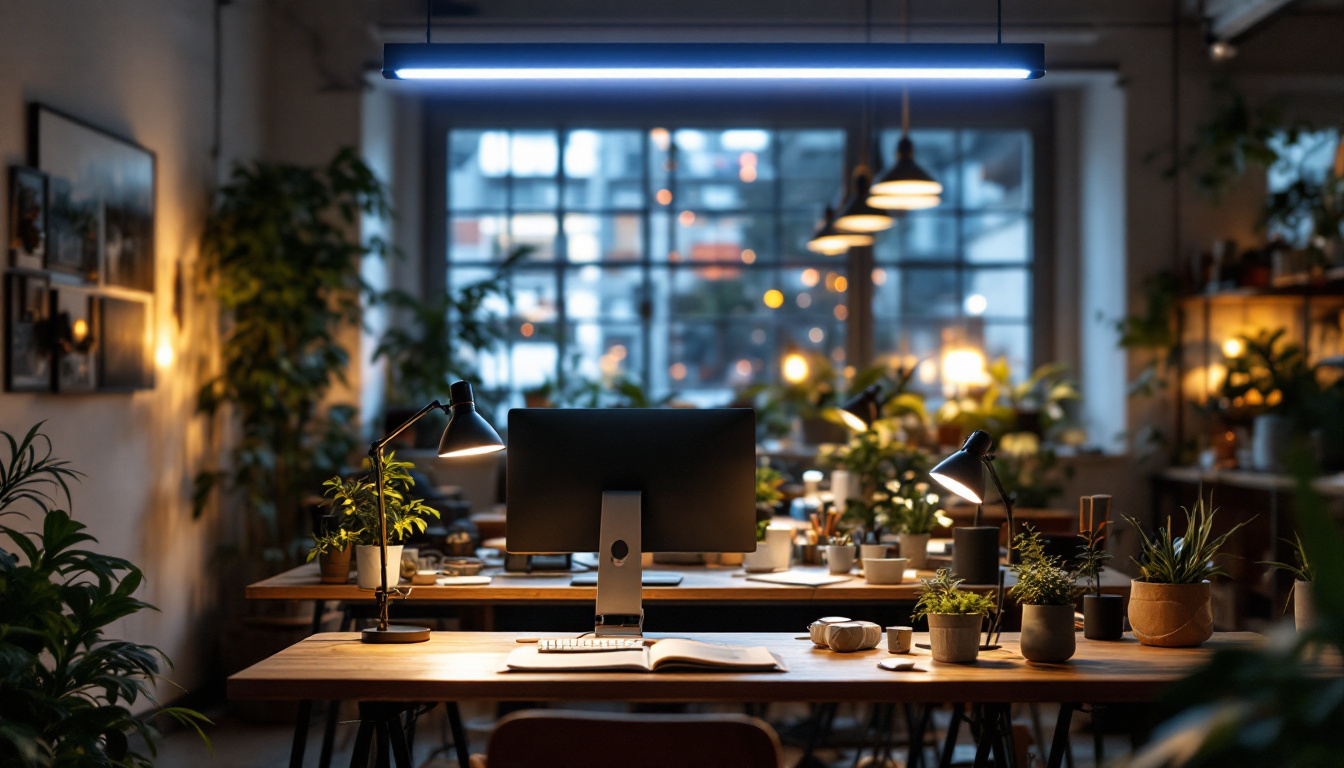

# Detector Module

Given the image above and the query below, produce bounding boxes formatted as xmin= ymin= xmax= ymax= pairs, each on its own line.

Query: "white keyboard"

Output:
xmin=537 ymin=637 xmax=645 ymax=653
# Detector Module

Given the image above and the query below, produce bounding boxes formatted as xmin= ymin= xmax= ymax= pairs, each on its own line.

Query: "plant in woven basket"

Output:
xmin=1127 ymin=493 xmax=1252 ymax=584
xmin=913 ymin=568 xmax=997 ymax=619
xmin=1009 ymin=524 xmax=1080 ymax=606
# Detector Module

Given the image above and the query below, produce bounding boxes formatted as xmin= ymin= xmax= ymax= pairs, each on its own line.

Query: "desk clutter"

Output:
xmin=502 ymin=638 xmax=787 ymax=673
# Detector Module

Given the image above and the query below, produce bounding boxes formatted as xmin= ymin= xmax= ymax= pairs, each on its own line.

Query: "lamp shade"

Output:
xmin=438 ymin=381 xmax=505 ymax=458
xmin=870 ymin=136 xmax=943 ymax=197
xmin=838 ymin=385 xmax=883 ymax=431
xmin=834 ymin=170 xmax=894 ymax=234
xmin=807 ymin=206 xmax=875 ymax=254
xmin=929 ymin=430 xmax=995 ymax=504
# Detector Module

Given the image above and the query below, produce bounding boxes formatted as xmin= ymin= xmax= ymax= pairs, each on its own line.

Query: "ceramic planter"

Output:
xmin=318 ymin=543 xmax=352 ymax=584
xmin=898 ymin=532 xmax=931 ymax=570
xmin=1083 ymin=594 xmax=1125 ymax=640
xmin=1294 ymin=580 xmax=1315 ymax=632
xmin=355 ymin=544 xmax=403 ymax=590
xmin=1128 ymin=579 xmax=1212 ymax=647
xmin=858 ymin=543 xmax=888 ymax=571
xmin=825 ymin=545 xmax=856 ymax=574
xmin=1252 ymin=413 xmax=1292 ymax=472
xmin=743 ymin=541 xmax=776 ymax=573
xmin=927 ymin=613 xmax=983 ymax=663
xmin=765 ymin=527 xmax=793 ymax=571
xmin=1020 ymin=604 xmax=1077 ymax=663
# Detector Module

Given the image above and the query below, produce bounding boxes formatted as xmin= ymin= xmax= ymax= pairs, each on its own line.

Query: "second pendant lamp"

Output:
xmin=807 ymin=205 xmax=875 ymax=254
xmin=833 ymin=165 xmax=894 ymax=234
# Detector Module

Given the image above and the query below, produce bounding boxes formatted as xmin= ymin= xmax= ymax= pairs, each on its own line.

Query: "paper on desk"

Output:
xmin=745 ymin=571 xmax=854 ymax=587
xmin=435 ymin=576 xmax=491 ymax=586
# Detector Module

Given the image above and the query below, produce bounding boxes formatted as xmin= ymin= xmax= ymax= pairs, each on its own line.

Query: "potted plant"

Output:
xmin=307 ymin=514 xmax=356 ymax=584
xmin=913 ymin=568 xmax=996 ymax=663
xmin=1260 ymin=532 xmax=1316 ymax=631
xmin=1220 ymin=329 xmax=1315 ymax=472
xmin=321 ymin=452 xmax=440 ymax=590
xmin=1077 ymin=495 xmax=1122 ymax=640
xmin=819 ymin=419 xmax=930 ymax=541
xmin=892 ymin=472 xmax=947 ymax=570
xmin=1009 ymin=525 xmax=1080 ymax=663
xmin=1126 ymin=494 xmax=1251 ymax=647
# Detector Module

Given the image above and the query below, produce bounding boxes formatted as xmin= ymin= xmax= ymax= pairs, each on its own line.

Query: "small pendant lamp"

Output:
xmin=807 ymin=206 xmax=875 ymax=254
xmin=834 ymin=164 xmax=894 ymax=233
xmin=869 ymin=0 xmax=942 ymax=210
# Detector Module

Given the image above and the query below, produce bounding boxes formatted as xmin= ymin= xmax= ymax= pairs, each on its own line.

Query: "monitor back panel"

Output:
xmin=506 ymin=408 xmax=756 ymax=554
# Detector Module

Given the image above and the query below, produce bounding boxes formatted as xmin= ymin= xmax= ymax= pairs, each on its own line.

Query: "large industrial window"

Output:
xmin=444 ymin=125 xmax=1036 ymax=406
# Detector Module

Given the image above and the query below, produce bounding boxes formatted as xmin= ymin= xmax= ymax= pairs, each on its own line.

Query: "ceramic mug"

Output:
xmin=887 ymin=626 xmax=913 ymax=654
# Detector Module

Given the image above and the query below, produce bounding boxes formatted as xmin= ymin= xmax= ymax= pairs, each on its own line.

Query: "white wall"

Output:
xmin=0 ymin=0 xmax=266 ymax=697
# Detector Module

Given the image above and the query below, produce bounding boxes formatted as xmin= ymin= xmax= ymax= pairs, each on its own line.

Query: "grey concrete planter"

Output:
xmin=1020 ymin=604 xmax=1076 ymax=663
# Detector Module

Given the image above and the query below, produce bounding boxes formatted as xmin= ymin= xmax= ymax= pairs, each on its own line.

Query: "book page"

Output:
xmin=647 ymin=639 xmax=783 ymax=672
xmin=501 ymin=646 xmax=651 ymax=673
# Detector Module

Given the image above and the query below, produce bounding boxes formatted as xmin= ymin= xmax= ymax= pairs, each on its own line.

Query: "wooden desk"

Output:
xmin=247 ymin=562 xmax=1131 ymax=604
xmin=229 ymin=630 xmax=1251 ymax=705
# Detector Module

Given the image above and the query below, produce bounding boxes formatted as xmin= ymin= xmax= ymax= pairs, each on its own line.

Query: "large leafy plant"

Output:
xmin=912 ymin=568 xmax=996 ymax=619
xmin=1008 ymin=525 xmax=1079 ymax=606
xmin=0 ymin=425 xmax=209 ymax=767
xmin=1126 ymin=494 xmax=1251 ymax=584
xmin=316 ymin=452 xmax=440 ymax=550
xmin=195 ymin=148 xmax=390 ymax=568
xmin=819 ymin=420 xmax=930 ymax=535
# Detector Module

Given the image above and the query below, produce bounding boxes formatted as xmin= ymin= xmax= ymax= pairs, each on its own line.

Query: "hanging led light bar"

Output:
xmin=383 ymin=43 xmax=1045 ymax=81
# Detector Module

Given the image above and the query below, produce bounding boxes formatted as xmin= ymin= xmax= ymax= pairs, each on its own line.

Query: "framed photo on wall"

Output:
xmin=4 ymin=272 xmax=54 ymax=392
xmin=30 ymin=104 xmax=156 ymax=291
xmin=8 ymin=166 xmax=48 ymax=271
xmin=52 ymin=286 xmax=98 ymax=393
xmin=98 ymin=295 xmax=153 ymax=391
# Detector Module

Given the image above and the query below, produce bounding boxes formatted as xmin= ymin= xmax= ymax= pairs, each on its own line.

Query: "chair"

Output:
xmin=468 ymin=710 xmax=783 ymax=768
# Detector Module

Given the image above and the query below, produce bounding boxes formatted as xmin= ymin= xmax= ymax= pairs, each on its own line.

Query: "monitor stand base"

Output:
xmin=594 ymin=490 xmax=644 ymax=637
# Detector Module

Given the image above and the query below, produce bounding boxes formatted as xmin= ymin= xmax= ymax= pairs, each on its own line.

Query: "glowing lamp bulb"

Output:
xmin=782 ymin=353 xmax=810 ymax=384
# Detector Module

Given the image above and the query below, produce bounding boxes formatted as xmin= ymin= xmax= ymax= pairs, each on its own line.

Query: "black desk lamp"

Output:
xmin=362 ymin=380 xmax=504 ymax=644
xmin=837 ymin=384 xmax=886 ymax=432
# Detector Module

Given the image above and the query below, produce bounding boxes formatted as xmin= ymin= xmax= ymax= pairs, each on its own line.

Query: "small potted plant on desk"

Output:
xmin=1260 ymin=532 xmax=1316 ymax=632
xmin=892 ymin=473 xmax=947 ymax=571
xmin=308 ymin=513 xmax=356 ymax=584
xmin=322 ymin=452 xmax=440 ymax=590
xmin=1126 ymin=494 xmax=1250 ymax=647
xmin=913 ymin=569 xmax=997 ymax=663
xmin=1009 ymin=525 xmax=1080 ymax=663
xmin=1077 ymin=494 xmax=1122 ymax=640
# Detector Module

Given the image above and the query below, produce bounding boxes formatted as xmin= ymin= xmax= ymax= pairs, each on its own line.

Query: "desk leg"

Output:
xmin=319 ymin=606 xmax=353 ymax=768
xmin=348 ymin=718 xmax=374 ymax=768
xmin=288 ymin=599 xmax=328 ymax=768
xmin=990 ymin=705 xmax=1013 ymax=768
xmin=445 ymin=702 xmax=471 ymax=767
xmin=907 ymin=703 xmax=931 ymax=768
xmin=939 ymin=703 xmax=964 ymax=768
xmin=1045 ymin=704 xmax=1076 ymax=768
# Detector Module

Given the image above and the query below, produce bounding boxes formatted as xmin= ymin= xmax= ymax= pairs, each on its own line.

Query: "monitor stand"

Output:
xmin=594 ymin=491 xmax=644 ymax=637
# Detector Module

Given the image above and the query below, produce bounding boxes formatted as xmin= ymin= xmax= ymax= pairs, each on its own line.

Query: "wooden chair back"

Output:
xmin=470 ymin=709 xmax=783 ymax=768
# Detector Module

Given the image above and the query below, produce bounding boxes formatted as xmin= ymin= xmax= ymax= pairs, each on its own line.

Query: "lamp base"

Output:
xmin=361 ymin=625 xmax=431 ymax=644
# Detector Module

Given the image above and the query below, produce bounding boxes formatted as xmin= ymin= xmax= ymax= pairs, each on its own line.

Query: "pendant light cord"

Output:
xmin=901 ymin=0 xmax=911 ymax=137
xmin=997 ymin=0 xmax=1003 ymax=43
xmin=426 ymin=0 xmax=432 ymax=43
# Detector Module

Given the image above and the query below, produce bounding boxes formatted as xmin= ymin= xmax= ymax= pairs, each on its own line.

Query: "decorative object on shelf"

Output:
xmin=932 ymin=430 xmax=1012 ymax=585
xmin=1259 ymin=532 xmax=1316 ymax=632
xmin=1126 ymin=493 xmax=1251 ymax=647
xmin=51 ymin=286 xmax=97 ymax=393
xmin=0 ymin=424 xmax=210 ymax=765
xmin=912 ymin=568 xmax=996 ymax=663
xmin=1009 ymin=525 xmax=1080 ymax=663
xmin=1077 ymin=495 xmax=1122 ymax=640
xmin=97 ymin=295 xmax=153 ymax=391
xmin=8 ymin=165 xmax=48 ymax=270
xmin=4 ymin=272 xmax=53 ymax=392
xmin=32 ymin=104 xmax=155 ymax=290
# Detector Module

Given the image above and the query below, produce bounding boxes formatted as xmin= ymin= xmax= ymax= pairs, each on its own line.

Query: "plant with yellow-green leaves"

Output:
xmin=913 ymin=568 xmax=997 ymax=619
xmin=316 ymin=452 xmax=439 ymax=551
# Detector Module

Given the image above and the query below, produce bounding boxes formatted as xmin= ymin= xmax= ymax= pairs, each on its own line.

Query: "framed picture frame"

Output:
xmin=51 ymin=286 xmax=99 ymax=393
xmin=98 ymin=295 xmax=154 ymax=391
xmin=8 ymin=166 xmax=48 ymax=271
xmin=4 ymin=272 xmax=54 ymax=392
xmin=30 ymin=104 xmax=156 ymax=292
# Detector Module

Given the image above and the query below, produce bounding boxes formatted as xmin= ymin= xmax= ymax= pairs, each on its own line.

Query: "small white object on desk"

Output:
xmin=435 ymin=575 xmax=492 ymax=586
xmin=824 ymin=621 xmax=882 ymax=652
xmin=746 ymin=570 xmax=853 ymax=587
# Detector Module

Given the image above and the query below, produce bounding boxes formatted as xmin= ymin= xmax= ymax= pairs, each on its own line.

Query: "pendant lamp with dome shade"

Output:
xmin=807 ymin=205 xmax=875 ymax=255
xmin=869 ymin=0 xmax=943 ymax=211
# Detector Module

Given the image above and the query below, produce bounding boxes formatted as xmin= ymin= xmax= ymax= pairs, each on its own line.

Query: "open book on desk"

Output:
xmin=501 ymin=638 xmax=787 ymax=673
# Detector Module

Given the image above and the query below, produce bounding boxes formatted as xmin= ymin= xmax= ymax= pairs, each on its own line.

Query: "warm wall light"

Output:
xmin=155 ymin=338 xmax=174 ymax=368
xmin=782 ymin=352 xmax=810 ymax=383
xmin=942 ymin=348 xmax=988 ymax=387
xmin=383 ymin=43 xmax=1046 ymax=82
xmin=1223 ymin=337 xmax=1245 ymax=357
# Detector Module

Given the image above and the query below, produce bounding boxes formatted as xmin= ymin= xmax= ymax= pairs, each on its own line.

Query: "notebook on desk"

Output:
xmin=501 ymin=638 xmax=786 ymax=673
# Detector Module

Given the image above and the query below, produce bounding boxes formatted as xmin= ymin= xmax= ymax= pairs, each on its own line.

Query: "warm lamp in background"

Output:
xmin=942 ymin=347 xmax=988 ymax=392
xmin=782 ymin=352 xmax=810 ymax=384
xmin=837 ymin=384 xmax=885 ymax=431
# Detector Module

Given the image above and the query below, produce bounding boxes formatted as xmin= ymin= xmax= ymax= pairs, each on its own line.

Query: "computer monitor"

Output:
xmin=507 ymin=408 xmax=757 ymax=636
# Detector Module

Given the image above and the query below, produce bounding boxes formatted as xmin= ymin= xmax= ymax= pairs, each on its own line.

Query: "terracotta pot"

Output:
xmin=1294 ymin=580 xmax=1315 ymax=632
xmin=1020 ymin=604 xmax=1076 ymax=663
xmin=1128 ymin=579 xmax=1212 ymax=647
xmin=355 ymin=544 xmax=403 ymax=590
xmin=927 ymin=613 xmax=983 ymax=663
xmin=318 ymin=543 xmax=352 ymax=584
xmin=1083 ymin=594 xmax=1125 ymax=640
xmin=898 ymin=532 xmax=931 ymax=570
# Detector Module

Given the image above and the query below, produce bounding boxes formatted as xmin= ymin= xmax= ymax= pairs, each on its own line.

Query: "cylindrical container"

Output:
xmin=825 ymin=545 xmax=856 ymax=574
xmin=1083 ymin=594 xmax=1125 ymax=640
xmin=1128 ymin=580 xmax=1213 ymax=647
xmin=887 ymin=626 xmax=913 ymax=654
xmin=318 ymin=543 xmax=353 ymax=584
xmin=927 ymin=613 xmax=983 ymax=663
xmin=831 ymin=470 xmax=852 ymax=513
xmin=1252 ymin=413 xmax=1292 ymax=472
xmin=1295 ymin=581 xmax=1315 ymax=632
xmin=1020 ymin=604 xmax=1077 ymax=663
xmin=765 ymin=527 xmax=793 ymax=571
xmin=858 ymin=543 xmax=887 ymax=571
xmin=743 ymin=541 xmax=775 ymax=573
xmin=355 ymin=544 xmax=403 ymax=590
xmin=898 ymin=532 xmax=931 ymax=570
xmin=952 ymin=527 xmax=1000 ymax=585
xmin=862 ymin=558 xmax=908 ymax=585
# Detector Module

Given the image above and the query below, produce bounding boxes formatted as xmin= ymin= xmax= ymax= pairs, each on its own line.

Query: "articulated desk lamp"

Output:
xmin=930 ymin=429 xmax=1014 ymax=646
xmin=362 ymin=380 xmax=504 ymax=644
xmin=836 ymin=385 xmax=886 ymax=432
